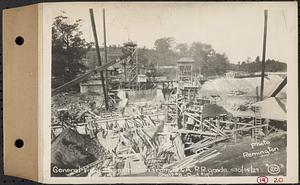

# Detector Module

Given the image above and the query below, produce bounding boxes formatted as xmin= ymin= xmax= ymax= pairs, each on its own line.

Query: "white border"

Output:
xmin=40 ymin=2 xmax=298 ymax=184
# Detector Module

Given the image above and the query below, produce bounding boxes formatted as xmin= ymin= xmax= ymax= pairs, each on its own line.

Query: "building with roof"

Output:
xmin=176 ymin=57 xmax=199 ymax=101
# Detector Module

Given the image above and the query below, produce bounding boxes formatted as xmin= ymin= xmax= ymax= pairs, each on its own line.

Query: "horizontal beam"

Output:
xmin=177 ymin=129 xmax=217 ymax=136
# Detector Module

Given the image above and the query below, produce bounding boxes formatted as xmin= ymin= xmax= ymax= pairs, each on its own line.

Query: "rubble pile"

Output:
xmin=51 ymin=92 xmax=104 ymax=125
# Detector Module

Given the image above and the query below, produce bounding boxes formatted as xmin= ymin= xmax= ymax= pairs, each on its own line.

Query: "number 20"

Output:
xmin=274 ymin=177 xmax=283 ymax=183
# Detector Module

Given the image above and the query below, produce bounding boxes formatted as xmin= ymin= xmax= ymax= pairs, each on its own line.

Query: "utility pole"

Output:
xmin=136 ymin=48 xmax=139 ymax=75
xmin=102 ymin=8 xmax=109 ymax=97
xmin=89 ymin=8 xmax=109 ymax=110
xmin=260 ymin=9 xmax=268 ymax=101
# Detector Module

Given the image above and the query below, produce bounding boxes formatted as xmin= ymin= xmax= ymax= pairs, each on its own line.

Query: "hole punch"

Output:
xmin=15 ymin=139 xmax=24 ymax=148
xmin=15 ymin=36 xmax=24 ymax=45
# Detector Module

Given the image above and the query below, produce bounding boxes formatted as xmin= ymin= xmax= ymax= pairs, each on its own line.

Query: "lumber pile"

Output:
xmin=51 ymin=83 xmax=272 ymax=178
xmin=185 ymin=137 xmax=229 ymax=153
xmin=163 ymin=149 xmax=220 ymax=170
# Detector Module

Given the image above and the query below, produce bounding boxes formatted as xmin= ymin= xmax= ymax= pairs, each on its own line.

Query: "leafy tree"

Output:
xmin=136 ymin=47 xmax=159 ymax=67
xmin=189 ymin=42 xmax=229 ymax=76
xmin=52 ymin=14 xmax=93 ymax=88
xmin=265 ymin=59 xmax=287 ymax=72
xmin=175 ymin=43 xmax=189 ymax=57
xmin=154 ymin=37 xmax=176 ymax=66
xmin=154 ymin=37 xmax=174 ymax=53
xmin=236 ymin=56 xmax=287 ymax=73
xmin=209 ymin=53 xmax=229 ymax=75
xmin=255 ymin=56 xmax=260 ymax=63
xmin=136 ymin=47 xmax=149 ymax=67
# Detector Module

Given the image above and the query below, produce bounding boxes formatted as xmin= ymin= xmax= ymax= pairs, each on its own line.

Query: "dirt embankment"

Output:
xmin=51 ymin=128 xmax=105 ymax=176
xmin=200 ymin=75 xmax=286 ymax=98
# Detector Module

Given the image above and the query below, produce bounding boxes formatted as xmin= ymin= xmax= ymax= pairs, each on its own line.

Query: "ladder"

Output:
xmin=254 ymin=106 xmax=264 ymax=141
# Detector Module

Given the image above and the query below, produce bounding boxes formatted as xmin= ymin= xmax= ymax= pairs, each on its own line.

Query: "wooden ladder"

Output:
xmin=254 ymin=106 xmax=263 ymax=141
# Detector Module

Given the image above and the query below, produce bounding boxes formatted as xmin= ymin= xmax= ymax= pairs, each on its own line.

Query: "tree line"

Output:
xmin=134 ymin=38 xmax=286 ymax=77
xmin=228 ymin=56 xmax=287 ymax=73
xmin=52 ymin=15 xmax=287 ymax=87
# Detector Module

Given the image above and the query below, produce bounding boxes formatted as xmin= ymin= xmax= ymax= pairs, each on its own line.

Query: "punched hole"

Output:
xmin=15 ymin=139 xmax=24 ymax=148
xmin=15 ymin=36 xmax=24 ymax=45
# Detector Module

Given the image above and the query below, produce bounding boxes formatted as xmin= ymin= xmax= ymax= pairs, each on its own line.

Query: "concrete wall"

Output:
xmin=80 ymin=80 xmax=104 ymax=94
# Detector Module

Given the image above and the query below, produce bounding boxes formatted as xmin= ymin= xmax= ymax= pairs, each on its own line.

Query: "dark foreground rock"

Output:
xmin=51 ymin=128 xmax=105 ymax=176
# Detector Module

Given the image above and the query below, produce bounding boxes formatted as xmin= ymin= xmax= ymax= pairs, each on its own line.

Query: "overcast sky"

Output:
xmin=45 ymin=2 xmax=297 ymax=64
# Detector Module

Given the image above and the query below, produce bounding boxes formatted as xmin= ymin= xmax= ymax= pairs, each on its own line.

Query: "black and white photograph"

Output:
xmin=47 ymin=2 xmax=296 ymax=182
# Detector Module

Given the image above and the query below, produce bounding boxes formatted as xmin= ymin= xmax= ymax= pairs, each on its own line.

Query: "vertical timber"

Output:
xmin=102 ymin=8 xmax=109 ymax=96
xmin=260 ymin=10 xmax=268 ymax=101
xmin=89 ymin=8 xmax=109 ymax=110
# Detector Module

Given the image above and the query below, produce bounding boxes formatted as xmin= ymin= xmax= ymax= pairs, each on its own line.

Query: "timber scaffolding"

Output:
xmin=51 ymin=90 xmax=273 ymax=177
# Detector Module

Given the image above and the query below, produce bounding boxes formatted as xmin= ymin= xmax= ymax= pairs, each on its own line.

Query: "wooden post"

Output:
xmin=176 ymin=88 xmax=179 ymax=129
xmin=234 ymin=118 xmax=237 ymax=143
xmin=265 ymin=119 xmax=270 ymax=136
xmin=256 ymin=86 xmax=260 ymax=102
xmin=251 ymin=118 xmax=254 ymax=139
xmin=260 ymin=9 xmax=268 ymax=101
xmin=252 ymin=117 xmax=256 ymax=140
xmin=102 ymin=8 xmax=109 ymax=97
xmin=182 ymin=112 xmax=185 ymax=129
xmin=89 ymin=9 xmax=109 ymax=110
xmin=136 ymin=48 xmax=139 ymax=75
xmin=200 ymin=116 xmax=203 ymax=131
xmin=216 ymin=117 xmax=220 ymax=136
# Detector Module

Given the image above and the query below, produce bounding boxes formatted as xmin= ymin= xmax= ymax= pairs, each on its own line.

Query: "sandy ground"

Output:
xmin=200 ymin=75 xmax=286 ymax=98
xmin=199 ymin=75 xmax=286 ymax=115
xmin=192 ymin=131 xmax=286 ymax=176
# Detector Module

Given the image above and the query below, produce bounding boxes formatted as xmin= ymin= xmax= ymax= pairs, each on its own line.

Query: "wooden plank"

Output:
xmin=185 ymin=151 xmax=220 ymax=169
xmin=163 ymin=149 xmax=205 ymax=169
xmin=203 ymin=120 xmax=227 ymax=137
xmin=233 ymin=124 xmax=268 ymax=132
xmin=173 ymin=135 xmax=185 ymax=160
xmin=270 ymin=76 xmax=287 ymax=97
xmin=177 ymin=129 xmax=217 ymax=136
xmin=94 ymin=112 xmax=165 ymax=123
xmin=186 ymin=137 xmax=228 ymax=151
xmin=219 ymin=120 xmax=253 ymax=126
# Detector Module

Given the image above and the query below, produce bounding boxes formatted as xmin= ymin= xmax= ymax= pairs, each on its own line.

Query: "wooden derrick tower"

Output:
xmin=121 ymin=41 xmax=138 ymax=88
xmin=176 ymin=57 xmax=198 ymax=101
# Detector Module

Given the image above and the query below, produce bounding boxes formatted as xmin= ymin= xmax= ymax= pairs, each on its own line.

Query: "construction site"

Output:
xmin=51 ymin=8 xmax=287 ymax=177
